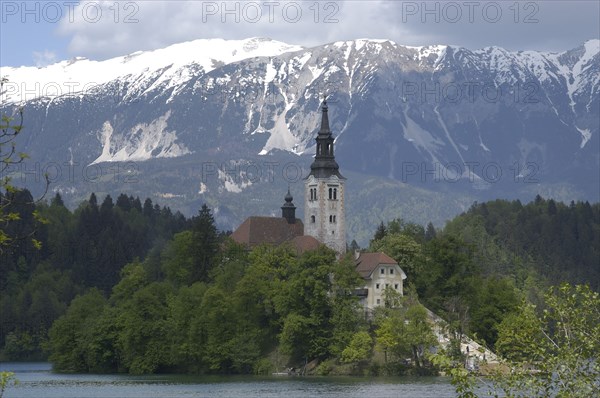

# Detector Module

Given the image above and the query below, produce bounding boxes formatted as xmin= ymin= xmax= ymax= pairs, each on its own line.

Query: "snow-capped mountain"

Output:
xmin=1 ymin=38 xmax=303 ymax=104
xmin=1 ymin=37 xmax=598 ymax=234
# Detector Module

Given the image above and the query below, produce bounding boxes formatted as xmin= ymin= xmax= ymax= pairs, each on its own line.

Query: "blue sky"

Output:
xmin=1 ymin=1 xmax=599 ymax=67
xmin=1 ymin=4 xmax=68 ymax=67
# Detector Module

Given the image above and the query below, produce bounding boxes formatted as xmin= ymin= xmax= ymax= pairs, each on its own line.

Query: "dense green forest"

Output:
xmin=1 ymin=190 xmax=598 ymax=376
xmin=0 ymin=191 xmax=190 ymax=360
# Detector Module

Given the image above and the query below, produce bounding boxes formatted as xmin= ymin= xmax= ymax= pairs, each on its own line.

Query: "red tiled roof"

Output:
xmin=355 ymin=252 xmax=398 ymax=278
xmin=231 ymin=216 xmax=304 ymax=248
xmin=288 ymin=235 xmax=322 ymax=254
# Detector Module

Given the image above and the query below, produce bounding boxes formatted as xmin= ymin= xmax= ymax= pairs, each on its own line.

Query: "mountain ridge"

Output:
xmin=1 ymin=37 xmax=598 ymax=238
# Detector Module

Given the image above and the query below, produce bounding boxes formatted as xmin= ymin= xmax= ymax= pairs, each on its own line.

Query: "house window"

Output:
xmin=394 ymin=284 xmax=399 ymax=290
xmin=376 ymin=299 xmax=380 ymax=305
xmin=385 ymin=284 xmax=389 ymax=288
xmin=380 ymin=268 xmax=385 ymax=275
xmin=310 ymin=215 xmax=315 ymax=223
xmin=376 ymin=283 xmax=380 ymax=289
xmin=309 ymin=187 xmax=317 ymax=201
xmin=333 ymin=188 xmax=337 ymax=200
xmin=390 ymin=268 xmax=394 ymax=275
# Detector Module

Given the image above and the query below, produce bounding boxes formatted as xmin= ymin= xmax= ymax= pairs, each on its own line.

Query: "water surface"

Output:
xmin=1 ymin=362 xmax=456 ymax=398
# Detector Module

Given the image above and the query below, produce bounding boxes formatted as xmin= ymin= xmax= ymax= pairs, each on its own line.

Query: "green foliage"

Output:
xmin=469 ymin=277 xmax=520 ymax=348
xmin=495 ymin=302 xmax=543 ymax=362
xmin=47 ymin=289 xmax=108 ymax=372
xmin=1 ymin=106 xmax=36 ymax=251
xmin=190 ymin=204 xmax=219 ymax=282
xmin=0 ymin=371 xmax=19 ymax=398
xmin=19 ymin=194 xmax=600 ymax=378
xmin=341 ymin=331 xmax=372 ymax=364
xmin=429 ymin=353 xmax=479 ymax=398
xmin=375 ymin=295 xmax=437 ymax=368
xmin=492 ymin=283 xmax=600 ymax=397
xmin=452 ymin=198 xmax=600 ymax=291
xmin=116 ymin=282 xmax=174 ymax=374
xmin=436 ymin=283 xmax=600 ymax=398
xmin=1 ymin=191 xmax=190 ymax=360
xmin=46 ymin=235 xmax=366 ymax=374
xmin=370 ymin=233 xmax=423 ymax=277
xmin=161 ymin=231 xmax=196 ymax=285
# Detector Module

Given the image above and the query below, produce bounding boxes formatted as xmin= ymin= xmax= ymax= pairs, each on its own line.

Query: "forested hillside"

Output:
xmin=370 ymin=196 xmax=599 ymax=352
xmin=0 ymin=191 xmax=190 ymax=360
xmin=1 ymin=192 xmax=598 ymax=375
xmin=447 ymin=196 xmax=600 ymax=291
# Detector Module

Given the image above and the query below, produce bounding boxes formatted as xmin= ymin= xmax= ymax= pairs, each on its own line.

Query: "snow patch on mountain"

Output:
xmin=218 ymin=169 xmax=252 ymax=193
xmin=91 ymin=111 xmax=190 ymax=164
xmin=259 ymin=98 xmax=299 ymax=155
xmin=402 ymin=108 xmax=444 ymax=162
xmin=567 ymin=39 xmax=600 ymax=111
xmin=576 ymin=127 xmax=592 ymax=148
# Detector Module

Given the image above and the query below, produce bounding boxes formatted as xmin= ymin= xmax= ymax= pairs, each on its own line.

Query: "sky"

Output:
xmin=0 ymin=0 xmax=599 ymax=67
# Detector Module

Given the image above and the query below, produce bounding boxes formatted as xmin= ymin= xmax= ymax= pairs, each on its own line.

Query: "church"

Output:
xmin=231 ymin=98 xmax=407 ymax=310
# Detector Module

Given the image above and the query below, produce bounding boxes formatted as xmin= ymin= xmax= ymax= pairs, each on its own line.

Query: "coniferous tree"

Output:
xmin=143 ymin=198 xmax=154 ymax=218
xmin=373 ymin=221 xmax=387 ymax=242
xmin=349 ymin=239 xmax=360 ymax=253
xmin=425 ymin=222 xmax=437 ymax=241
xmin=50 ymin=193 xmax=64 ymax=207
xmin=191 ymin=204 xmax=219 ymax=283
xmin=88 ymin=193 xmax=98 ymax=208
xmin=116 ymin=194 xmax=131 ymax=212
xmin=132 ymin=197 xmax=142 ymax=213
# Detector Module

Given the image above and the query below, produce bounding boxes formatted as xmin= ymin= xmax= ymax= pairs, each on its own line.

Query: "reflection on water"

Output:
xmin=1 ymin=362 xmax=456 ymax=398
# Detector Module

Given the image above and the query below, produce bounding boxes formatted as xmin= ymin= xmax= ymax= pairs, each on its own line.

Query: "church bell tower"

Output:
xmin=304 ymin=98 xmax=346 ymax=254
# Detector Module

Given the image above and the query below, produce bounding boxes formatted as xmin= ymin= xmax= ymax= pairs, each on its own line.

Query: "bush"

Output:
xmin=315 ymin=359 xmax=334 ymax=375
xmin=253 ymin=358 xmax=273 ymax=375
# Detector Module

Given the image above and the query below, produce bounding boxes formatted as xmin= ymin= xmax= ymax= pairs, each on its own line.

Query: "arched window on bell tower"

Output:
xmin=328 ymin=187 xmax=338 ymax=200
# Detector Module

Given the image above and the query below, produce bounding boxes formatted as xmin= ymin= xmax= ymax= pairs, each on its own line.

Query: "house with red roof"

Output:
xmin=354 ymin=252 xmax=408 ymax=310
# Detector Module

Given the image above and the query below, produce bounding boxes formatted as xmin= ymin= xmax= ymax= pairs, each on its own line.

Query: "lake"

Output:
xmin=0 ymin=362 xmax=457 ymax=398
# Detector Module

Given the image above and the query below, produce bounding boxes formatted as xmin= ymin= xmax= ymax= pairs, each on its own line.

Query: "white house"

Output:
xmin=354 ymin=252 xmax=408 ymax=310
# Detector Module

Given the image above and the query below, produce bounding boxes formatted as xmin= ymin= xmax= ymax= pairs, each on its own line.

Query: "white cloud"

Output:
xmin=55 ymin=0 xmax=600 ymax=61
xmin=32 ymin=49 xmax=57 ymax=67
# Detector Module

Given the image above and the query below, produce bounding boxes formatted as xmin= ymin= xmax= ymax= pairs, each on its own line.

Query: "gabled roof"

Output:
xmin=231 ymin=216 xmax=304 ymax=248
xmin=288 ymin=235 xmax=322 ymax=254
xmin=355 ymin=252 xmax=407 ymax=279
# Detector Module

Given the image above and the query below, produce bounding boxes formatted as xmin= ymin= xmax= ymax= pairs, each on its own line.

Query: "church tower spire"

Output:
xmin=305 ymin=97 xmax=346 ymax=254
xmin=281 ymin=187 xmax=296 ymax=224
xmin=309 ymin=97 xmax=344 ymax=179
